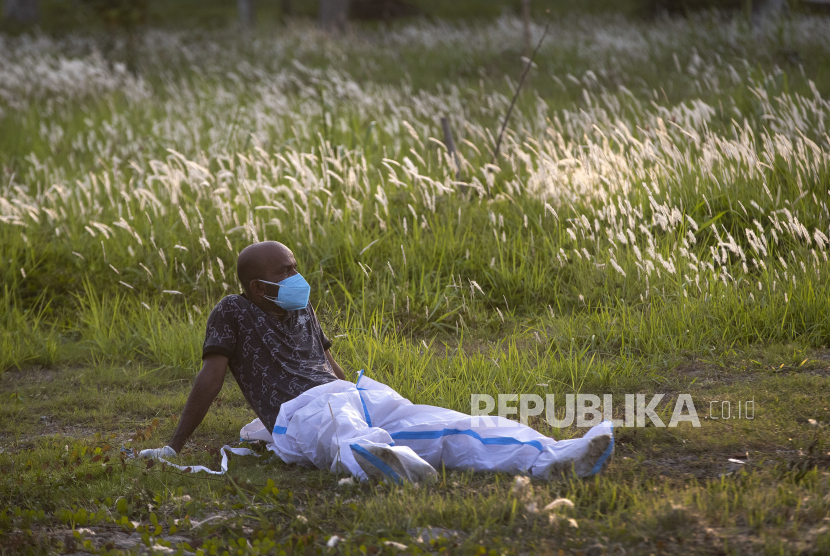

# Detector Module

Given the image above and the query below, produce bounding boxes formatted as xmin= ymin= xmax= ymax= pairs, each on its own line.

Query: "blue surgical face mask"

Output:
xmin=258 ymin=273 xmax=310 ymax=311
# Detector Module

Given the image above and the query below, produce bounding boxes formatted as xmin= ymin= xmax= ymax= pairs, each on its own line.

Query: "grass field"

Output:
xmin=2 ymin=10 xmax=830 ymax=555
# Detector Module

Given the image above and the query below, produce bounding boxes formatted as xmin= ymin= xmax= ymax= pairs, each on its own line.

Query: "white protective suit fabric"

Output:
xmin=240 ymin=372 xmax=615 ymax=481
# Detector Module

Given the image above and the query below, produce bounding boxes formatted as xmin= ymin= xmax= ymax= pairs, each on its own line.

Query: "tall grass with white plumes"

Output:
xmin=1 ymin=12 xmax=829 ymax=404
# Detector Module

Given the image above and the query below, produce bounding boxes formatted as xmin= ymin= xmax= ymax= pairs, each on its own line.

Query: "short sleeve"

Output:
xmin=202 ymin=298 xmax=238 ymax=360
xmin=308 ymin=304 xmax=333 ymax=352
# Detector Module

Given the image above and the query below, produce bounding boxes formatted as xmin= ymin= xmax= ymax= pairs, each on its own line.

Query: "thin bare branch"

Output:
xmin=491 ymin=15 xmax=552 ymax=163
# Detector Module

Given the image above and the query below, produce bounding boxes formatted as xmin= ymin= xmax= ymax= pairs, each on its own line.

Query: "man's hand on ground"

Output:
xmin=138 ymin=446 xmax=177 ymax=460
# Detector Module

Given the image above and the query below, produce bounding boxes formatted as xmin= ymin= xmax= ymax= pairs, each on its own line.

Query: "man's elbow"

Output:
xmin=196 ymin=355 xmax=229 ymax=392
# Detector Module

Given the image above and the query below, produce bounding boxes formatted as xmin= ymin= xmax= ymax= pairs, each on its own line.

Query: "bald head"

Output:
xmin=237 ymin=241 xmax=297 ymax=295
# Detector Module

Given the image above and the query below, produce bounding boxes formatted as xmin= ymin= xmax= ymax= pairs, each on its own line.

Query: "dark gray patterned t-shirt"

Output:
xmin=202 ymin=294 xmax=336 ymax=432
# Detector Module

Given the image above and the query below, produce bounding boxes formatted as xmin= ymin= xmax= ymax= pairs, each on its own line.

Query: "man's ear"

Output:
xmin=249 ymin=279 xmax=265 ymax=296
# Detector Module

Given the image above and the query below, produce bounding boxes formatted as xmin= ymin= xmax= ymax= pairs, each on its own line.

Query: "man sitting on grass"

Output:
xmin=139 ymin=241 xmax=614 ymax=483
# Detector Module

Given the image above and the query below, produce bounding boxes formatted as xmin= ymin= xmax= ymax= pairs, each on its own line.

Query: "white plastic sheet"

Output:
xmin=242 ymin=373 xmax=614 ymax=481
xmin=141 ymin=445 xmax=259 ymax=475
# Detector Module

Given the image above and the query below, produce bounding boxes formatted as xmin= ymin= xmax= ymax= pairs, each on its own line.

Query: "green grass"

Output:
xmin=2 ymin=351 xmax=829 ymax=554
xmin=2 ymin=10 xmax=830 ymax=555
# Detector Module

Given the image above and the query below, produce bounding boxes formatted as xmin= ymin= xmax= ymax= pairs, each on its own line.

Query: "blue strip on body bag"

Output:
xmin=390 ymin=428 xmax=544 ymax=451
xmin=587 ymin=425 xmax=615 ymax=476
xmin=355 ymin=369 xmax=372 ymax=427
xmin=350 ymin=444 xmax=403 ymax=484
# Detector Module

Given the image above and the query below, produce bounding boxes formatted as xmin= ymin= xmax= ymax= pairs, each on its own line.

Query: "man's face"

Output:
xmin=258 ymin=248 xmax=298 ymax=298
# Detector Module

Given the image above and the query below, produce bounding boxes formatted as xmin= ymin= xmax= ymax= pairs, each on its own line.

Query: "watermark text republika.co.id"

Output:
xmin=470 ymin=394 xmax=755 ymax=428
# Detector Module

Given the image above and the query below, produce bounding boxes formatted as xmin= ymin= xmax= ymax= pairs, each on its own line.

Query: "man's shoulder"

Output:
xmin=209 ymin=294 xmax=250 ymax=316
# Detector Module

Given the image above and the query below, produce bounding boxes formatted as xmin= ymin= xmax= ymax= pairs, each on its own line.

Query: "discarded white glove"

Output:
xmin=138 ymin=446 xmax=177 ymax=460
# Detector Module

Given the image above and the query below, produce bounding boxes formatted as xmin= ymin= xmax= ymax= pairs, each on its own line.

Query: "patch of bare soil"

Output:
xmin=631 ymin=453 xmax=762 ymax=480
xmin=617 ymin=436 xmax=830 ymax=481
xmin=50 ymin=525 xmax=196 ymax=555
xmin=665 ymin=352 xmax=830 ymax=397
xmin=0 ymin=366 xmax=59 ymax=389
xmin=0 ymin=422 xmax=134 ymax=455
xmin=697 ymin=522 xmax=830 ymax=555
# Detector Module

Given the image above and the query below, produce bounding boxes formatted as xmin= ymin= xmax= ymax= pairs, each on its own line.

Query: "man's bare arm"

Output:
xmin=168 ymin=354 xmax=229 ymax=453
xmin=325 ymin=350 xmax=346 ymax=380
